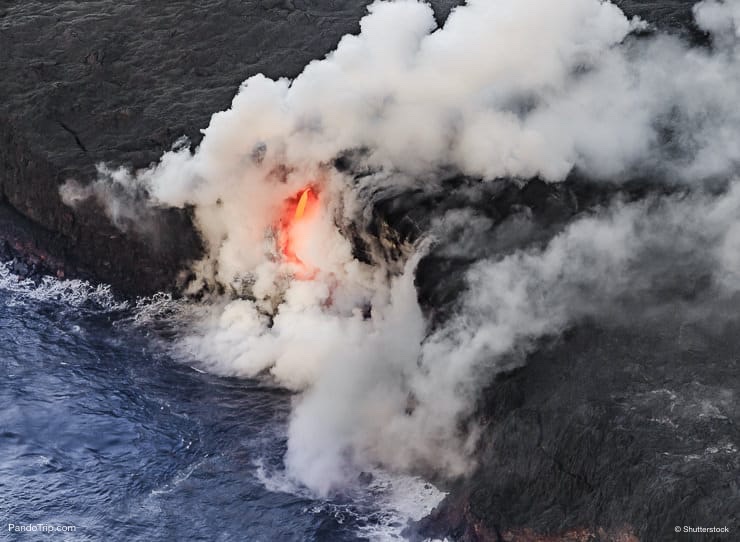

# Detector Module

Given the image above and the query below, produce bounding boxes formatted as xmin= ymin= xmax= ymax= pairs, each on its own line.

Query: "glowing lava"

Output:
xmin=294 ymin=187 xmax=311 ymax=221
xmin=279 ymin=186 xmax=319 ymax=272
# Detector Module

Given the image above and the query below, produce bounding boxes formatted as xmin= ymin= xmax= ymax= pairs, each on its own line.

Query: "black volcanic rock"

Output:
xmin=417 ymin=318 xmax=740 ymax=541
xmin=0 ymin=0 xmax=457 ymax=295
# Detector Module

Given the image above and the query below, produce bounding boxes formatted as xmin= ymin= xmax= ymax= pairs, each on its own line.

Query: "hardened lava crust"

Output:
xmin=0 ymin=0 xmax=455 ymax=294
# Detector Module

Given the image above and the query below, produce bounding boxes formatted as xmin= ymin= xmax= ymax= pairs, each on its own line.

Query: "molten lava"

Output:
xmin=294 ymin=187 xmax=311 ymax=221
xmin=278 ymin=186 xmax=319 ymax=272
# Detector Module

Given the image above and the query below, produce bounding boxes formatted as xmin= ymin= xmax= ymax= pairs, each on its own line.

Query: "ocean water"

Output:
xmin=0 ymin=264 xmax=443 ymax=541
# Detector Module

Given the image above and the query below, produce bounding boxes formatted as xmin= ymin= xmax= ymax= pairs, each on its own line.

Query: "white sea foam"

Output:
xmin=255 ymin=458 xmax=445 ymax=541
xmin=357 ymin=470 xmax=446 ymax=541
xmin=0 ymin=261 xmax=128 ymax=311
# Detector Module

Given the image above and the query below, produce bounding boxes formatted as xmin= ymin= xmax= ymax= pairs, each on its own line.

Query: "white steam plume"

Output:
xmin=61 ymin=0 xmax=740 ymax=494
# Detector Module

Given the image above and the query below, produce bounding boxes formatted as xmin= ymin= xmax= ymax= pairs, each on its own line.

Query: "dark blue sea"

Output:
xmin=0 ymin=265 xmax=441 ymax=541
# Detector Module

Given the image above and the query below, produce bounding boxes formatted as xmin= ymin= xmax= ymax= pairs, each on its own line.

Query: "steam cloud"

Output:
xmin=62 ymin=0 xmax=740 ymax=494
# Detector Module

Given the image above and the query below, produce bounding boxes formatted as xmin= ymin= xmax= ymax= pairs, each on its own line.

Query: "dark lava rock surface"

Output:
xmin=417 ymin=320 xmax=739 ymax=541
xmin=0 ymin=0 xmax=456 ymax=294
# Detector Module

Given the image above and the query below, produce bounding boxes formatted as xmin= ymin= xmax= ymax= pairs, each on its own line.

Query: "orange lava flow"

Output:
xmin=294 ymin=188 xmax=311 ymax=220
xmin=278 ymin=186 xmax=319 ymax=271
